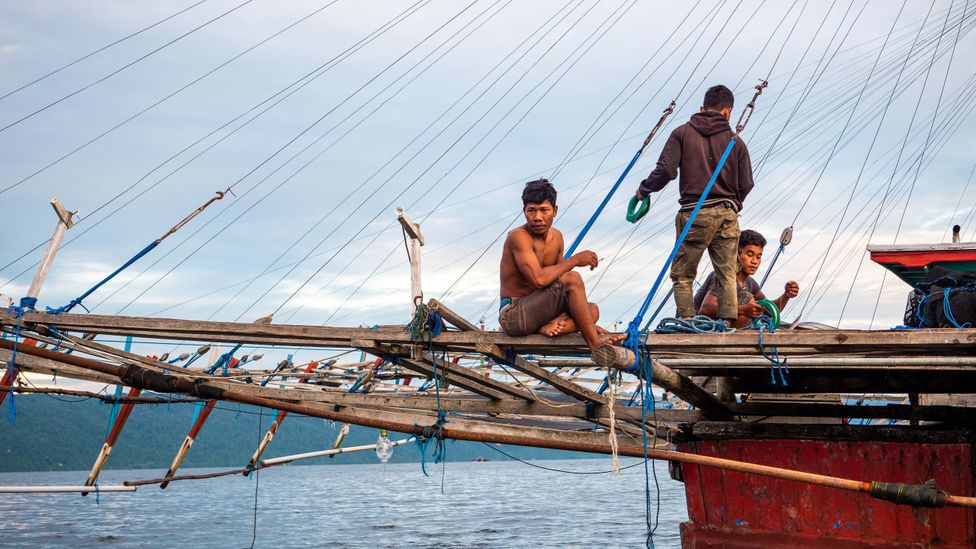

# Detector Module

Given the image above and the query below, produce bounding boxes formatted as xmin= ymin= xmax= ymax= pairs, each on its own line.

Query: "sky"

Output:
xmin=1 ymin=0 xmax=975 ymax=366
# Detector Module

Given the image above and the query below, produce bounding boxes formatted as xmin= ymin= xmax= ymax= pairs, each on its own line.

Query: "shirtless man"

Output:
xmin=498 ymin=179 xmax=623 ymax=351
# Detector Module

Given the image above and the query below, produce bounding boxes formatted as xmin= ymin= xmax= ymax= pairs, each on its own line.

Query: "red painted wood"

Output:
xmin=186 ymin=400 xmax=216 ymax=439
xmin=105 ymin=388 xmax=142 ymax=446
xmin=870 ymin=248 xmax=976 ymax=268
xmin=678 ymin=439 xmax=974 ymax=548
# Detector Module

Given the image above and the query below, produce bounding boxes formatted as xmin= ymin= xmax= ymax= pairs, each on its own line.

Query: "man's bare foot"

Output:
xmin=585 ymin=328 xmax=628 ymax=352
xmin=595 ymin=325 xmax=626 ymax=345
xmin=538 ymin=315 xmax=569 ymax=337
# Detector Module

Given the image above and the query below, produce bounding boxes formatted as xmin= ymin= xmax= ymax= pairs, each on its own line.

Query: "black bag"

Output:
xmin=904 ymin=267 xmax=976 ymax=328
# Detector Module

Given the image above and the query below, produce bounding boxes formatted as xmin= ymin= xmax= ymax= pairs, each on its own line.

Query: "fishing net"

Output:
xmin=903 ymin=267 xmax=976 ymax=328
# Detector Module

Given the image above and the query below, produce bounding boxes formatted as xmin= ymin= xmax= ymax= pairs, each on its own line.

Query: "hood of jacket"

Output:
xmin=688 ymin=110 xmax=732 ymax=136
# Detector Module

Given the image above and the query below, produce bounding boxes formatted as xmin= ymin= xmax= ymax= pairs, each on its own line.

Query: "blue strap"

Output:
xmin=630 ymin=138 xmax=737 ymax=328
xmin=3 ymin=296 xmax=36 ymax=423
xmin=564 ymin=147 xmax=645 ymax=258
xmin=49 ymin=241 xmax=159 ymax=315
xmin=204 ymin=343 xmax=243 ymax=376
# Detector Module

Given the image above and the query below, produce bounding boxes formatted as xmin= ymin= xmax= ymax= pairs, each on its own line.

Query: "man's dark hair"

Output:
xmin=703 ymin=85 xmax=734 ymax=111
xmin=739 ymin=229 xmax=767 ymax=250
xmin=522 ymin=178 xmax=557 ymax=208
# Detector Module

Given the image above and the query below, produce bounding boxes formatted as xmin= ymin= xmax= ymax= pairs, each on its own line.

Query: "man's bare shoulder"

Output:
xmin=506 ymin=225 xmax=532 ymax=244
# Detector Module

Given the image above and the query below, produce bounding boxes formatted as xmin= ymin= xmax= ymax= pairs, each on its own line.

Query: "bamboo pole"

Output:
xmin=0 ymin=485 xmax=135 ymax=494
xmin=260 ymin=437 xmax=415 ymax=466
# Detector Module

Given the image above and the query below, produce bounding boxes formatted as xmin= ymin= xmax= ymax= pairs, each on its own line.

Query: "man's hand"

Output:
xmin=571 ymin=250 xmax=599 ymax=270
xmin=739 ymin=301 xmax=765 ymax=319
xmin=635 ymin=190 xmax=645 ymax=201
xmin=784 ymin=281 xmax=799 ymax=298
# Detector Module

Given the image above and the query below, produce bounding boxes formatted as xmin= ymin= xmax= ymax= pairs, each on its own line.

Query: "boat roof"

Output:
xmin=868 ymin=241 xmax=976 ymax=286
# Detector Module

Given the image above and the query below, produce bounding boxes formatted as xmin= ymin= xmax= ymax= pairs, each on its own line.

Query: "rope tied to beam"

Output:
xmin=47 ymin=190 xmax=226 ymax=315
xmin=747 ymin=299 xmax=787 ymax=385
xmin=2 ymin=296 xmax=36 ymax=423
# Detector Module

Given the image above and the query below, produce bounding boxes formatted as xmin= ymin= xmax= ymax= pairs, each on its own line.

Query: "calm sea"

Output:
xmin=0 ymin=459 xmax=688 ymax=548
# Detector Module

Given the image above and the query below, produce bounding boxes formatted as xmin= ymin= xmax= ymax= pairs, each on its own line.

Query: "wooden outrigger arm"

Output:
xmin=159 ymin=400 xmax=217 ymax=489
xmin=83 ymin=387 xmax=141 ymax=493
xmin=243 ymin=361 xmax=320 ymax=474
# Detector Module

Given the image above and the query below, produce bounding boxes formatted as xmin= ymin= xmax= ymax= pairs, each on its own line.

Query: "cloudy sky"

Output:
xmin=1 ymin=0 xmax=974 ymax=363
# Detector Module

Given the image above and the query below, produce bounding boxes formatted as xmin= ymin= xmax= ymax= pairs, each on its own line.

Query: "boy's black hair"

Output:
xmin=739 ymin=229 xmax=767 ymax=250
xmin=703 ymin=85 xmax=735 ymax=111
xmin=522 ymin=178 xmax=557 ymax=208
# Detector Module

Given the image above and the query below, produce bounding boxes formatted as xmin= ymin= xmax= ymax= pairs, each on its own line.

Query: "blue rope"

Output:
xmin=48 ymin=241 xmax=159 ymax=315
xmin=654 ymin=316 xmax=732 ymax=334
xmin=617 ymin=137 xmax=737 ymax=547
xmin=204 ymin=343 xmax=243 ymax=376
xmin=754 ymin=316 xmax=788 ymax=385
xmin=565 ymin=147 xmax=645 ymax=258
xmin=3 ymin=296 xmax=36 ymax=423
xmin=943 ymin=287 xmax=972 ymax=328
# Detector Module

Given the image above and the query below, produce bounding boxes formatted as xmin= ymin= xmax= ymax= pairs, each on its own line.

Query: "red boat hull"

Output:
xmin=677 ymin=437 xmax=974 ymax=548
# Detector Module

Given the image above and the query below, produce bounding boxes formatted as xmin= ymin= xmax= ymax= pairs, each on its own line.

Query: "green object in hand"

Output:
xmin=755 ymin=299 xmax=781 ymax=329
xmin=626 ymin=195 xmax=650 ymax=223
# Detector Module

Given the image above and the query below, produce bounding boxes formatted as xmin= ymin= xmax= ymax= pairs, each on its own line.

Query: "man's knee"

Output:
xmin=559 ymin=271 xmax=582 ymax=287
xmin=589 ymin=302 xmax=599 ymax=321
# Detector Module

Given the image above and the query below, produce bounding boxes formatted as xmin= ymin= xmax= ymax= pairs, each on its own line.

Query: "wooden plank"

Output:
xmin=428 ymin=299 xmax=479 ymax=332
xmin=1 ymin=349 xmax=121 ymax=385
xmin=728 ymin=401 xmax=976 ymax=424
xmin=11 ymin=313 xmax=976 ymax=355
xmin=687 ymin=421 xmax=973 ymax=444
xmin=477 ymin=343 xmax=607 ymax=404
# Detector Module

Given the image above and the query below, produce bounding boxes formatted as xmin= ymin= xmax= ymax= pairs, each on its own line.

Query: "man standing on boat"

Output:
xmin=634 ymin=85 xmax=754 ymax=326
xmin=499 ymin=179 xmax=624 ymax=352
xmin=695 ymin=229 xmax=800 ymax=327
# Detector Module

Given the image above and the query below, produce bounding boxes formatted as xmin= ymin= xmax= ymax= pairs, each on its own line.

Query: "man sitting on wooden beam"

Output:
xmin=498 ymin=179 xmax=624 ymax=351
xmin=695 ymin=229 xmax=799 ymax=327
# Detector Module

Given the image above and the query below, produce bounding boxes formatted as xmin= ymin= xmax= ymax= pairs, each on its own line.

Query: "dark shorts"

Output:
xmin=499 ymin=280 xmax=568 ymax=336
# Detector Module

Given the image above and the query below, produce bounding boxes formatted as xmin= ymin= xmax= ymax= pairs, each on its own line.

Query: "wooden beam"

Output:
xmin=10 ymin=313 xmax=974 ymax=356
xmin=591 ymin=345 xmax=732 ymax=420
xmin=477 ymin=343 xmax=606 ymax=405
xmin=428 ymin=298 xmax=479 ymax=332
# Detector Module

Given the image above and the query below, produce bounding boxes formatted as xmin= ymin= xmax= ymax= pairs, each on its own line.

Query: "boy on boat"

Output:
xmin=695 ymin=229 xmax=800 ymax=328
xmin=499 ymin=179 xmax=624 ymax=352
xmin=634 ymin=85 xmax=755 ymax=327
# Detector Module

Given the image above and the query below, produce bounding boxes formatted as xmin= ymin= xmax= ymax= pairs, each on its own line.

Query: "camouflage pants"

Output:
xmin=671 ymin=205 xmax=740 ymax=320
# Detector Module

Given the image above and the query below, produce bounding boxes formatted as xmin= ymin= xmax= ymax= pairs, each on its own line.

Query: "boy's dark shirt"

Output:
xmin=638 ymin=110 xmax=754 ymax=211
xmin=693 ymin=271 xmax=762 ymax=313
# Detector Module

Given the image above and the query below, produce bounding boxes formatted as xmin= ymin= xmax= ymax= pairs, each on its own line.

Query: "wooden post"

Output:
xmin=27 ymin=197 xmax=76 ymax=301
xmin=1 ymin=199 xmax=75 ymax=405
xmin=396 ymin=207 xmax=424 ymax=315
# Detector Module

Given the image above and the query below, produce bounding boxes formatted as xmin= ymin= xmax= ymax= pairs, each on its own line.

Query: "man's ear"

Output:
xmin=552 ymin=204 xmax=558 ymax=216
xmin=699 ymin=106 xmax=704 ymax=113
xmin=722 ymin=106 xmax=732 ymax=120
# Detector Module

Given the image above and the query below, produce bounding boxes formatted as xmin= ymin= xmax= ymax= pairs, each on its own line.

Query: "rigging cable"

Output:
xmin=0 ymin=0 xmax=259 ymax=138
xmin=0 ymin=0 xmax=211 ymax=101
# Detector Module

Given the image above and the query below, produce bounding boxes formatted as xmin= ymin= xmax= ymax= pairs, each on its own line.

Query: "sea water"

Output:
xmin=0 ymin=459 xmax=687 ymax=548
